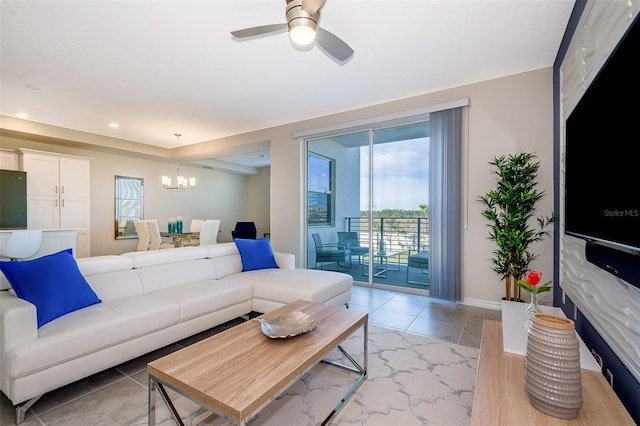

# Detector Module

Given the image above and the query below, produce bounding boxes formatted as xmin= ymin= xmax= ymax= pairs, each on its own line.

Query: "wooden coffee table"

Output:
xmin=147 ymin=300 xmax=368 ymax=425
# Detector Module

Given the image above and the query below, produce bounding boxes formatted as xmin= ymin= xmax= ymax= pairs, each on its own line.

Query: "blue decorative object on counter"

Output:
xmin=176 ymin=216 xmax=183 ymax=233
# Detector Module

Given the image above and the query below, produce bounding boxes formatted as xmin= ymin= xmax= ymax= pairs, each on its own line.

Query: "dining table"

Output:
xmin=160 ymin=231 xmax=199 ymax=247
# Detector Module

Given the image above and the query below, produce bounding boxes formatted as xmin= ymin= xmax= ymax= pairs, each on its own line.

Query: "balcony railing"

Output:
xmin=345 ymin=216 xmax=429 ymax=261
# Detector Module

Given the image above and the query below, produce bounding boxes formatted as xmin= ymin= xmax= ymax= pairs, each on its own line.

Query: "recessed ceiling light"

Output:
xmin=108 ymin=122 xmax=120 ymax=128
xmin=259 ymin=154 xmax=269 ymax=158
xmin=15 ymin=112 xmax=29 ymax=119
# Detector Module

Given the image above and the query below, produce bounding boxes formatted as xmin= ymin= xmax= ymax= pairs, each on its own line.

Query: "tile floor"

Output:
xmin=348 ymin=284 xmax=502 ymax=348
xmin=0 ymin=285 xmax=502 ymax=425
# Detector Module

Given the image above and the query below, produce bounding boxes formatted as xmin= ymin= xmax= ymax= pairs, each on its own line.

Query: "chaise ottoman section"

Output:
xmin=223 ymin=268 xmax=353 ymax=313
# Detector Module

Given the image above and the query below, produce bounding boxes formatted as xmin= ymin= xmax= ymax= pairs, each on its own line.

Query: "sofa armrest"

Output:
xmin=274 ymin=252 xmax=295 ymax=269
xmin=0 ymin=291 xmax=38 ymax=354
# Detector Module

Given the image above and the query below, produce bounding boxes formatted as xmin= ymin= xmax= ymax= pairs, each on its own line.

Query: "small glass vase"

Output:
xmin=525 ymin=293 xmax=542 ymax=320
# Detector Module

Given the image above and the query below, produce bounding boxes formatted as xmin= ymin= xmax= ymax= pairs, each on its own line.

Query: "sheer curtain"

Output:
xmin=428 ymin=107 xmax=463 ymax=301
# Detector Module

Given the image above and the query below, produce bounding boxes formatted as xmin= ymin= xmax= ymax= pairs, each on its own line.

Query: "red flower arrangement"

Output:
xmin=517 ymin=270 xmax=552 ymax=295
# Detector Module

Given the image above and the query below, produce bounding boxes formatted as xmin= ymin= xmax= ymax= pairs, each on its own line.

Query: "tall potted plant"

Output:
xmin=478 ymin=152 xmax=556 ymax=301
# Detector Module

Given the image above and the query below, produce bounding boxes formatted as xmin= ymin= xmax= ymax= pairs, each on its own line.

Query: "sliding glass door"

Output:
xmin=305 ymin=118 xmax=430 ymax=291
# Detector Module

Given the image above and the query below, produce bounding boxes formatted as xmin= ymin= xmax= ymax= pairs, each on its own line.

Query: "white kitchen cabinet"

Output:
xmin=0 ymin=148 xmax=19 ymax=170
xmin=18 ymin=149 xmax=92 ymax=257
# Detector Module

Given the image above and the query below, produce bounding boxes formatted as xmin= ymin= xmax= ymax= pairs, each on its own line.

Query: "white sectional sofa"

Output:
xmin=0 ymin=242 xmax=352 ymax=424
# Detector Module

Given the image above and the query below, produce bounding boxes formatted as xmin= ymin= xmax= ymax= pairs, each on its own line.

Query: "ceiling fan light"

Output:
xmin=289 ymin=25 xmax=316 ymax=46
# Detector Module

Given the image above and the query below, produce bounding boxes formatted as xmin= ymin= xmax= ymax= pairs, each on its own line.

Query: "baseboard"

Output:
xmin=461 ymin=298 xmax=501 ymax=311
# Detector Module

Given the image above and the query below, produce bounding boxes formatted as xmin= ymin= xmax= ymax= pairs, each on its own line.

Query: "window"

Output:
xmin=307 ymin=153 xmax=334 ymax=225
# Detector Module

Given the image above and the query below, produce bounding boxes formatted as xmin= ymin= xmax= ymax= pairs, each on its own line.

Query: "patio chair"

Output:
xmin=337 ymin=231 xmax=368 ymax=265
xmin=312 ymin=233 xmax=347 ymax=271
xmin=407 ymin=249 xmax=429 ymax=284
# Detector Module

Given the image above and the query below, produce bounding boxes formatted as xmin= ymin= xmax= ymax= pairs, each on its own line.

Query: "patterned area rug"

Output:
xmin=173 ymin=324 xmax=479 ymax=426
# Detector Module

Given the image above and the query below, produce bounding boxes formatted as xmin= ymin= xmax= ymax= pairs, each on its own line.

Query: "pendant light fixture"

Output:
xmin=162 ymin=133 xmax=196 ymax=190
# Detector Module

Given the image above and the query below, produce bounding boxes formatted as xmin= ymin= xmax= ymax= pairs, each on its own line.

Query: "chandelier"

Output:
xmin=162 ymin=133 xmax=196 ymax=190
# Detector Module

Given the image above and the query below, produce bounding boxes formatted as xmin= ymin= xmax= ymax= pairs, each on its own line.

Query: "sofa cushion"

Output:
xmin=83 ymin=269 xmax=144 ymax=302
xmin=6 ymin=295 xmax=179 ymax=379
xmin=149 ymin=279 xmax=253 ymax=320
xmin=0 ymin=249 xmax=102 ymax=327
xmin=234 ymin=238 xmax=279 ymax=272
xmin=123 ymin=247 xmax=208 ymax=268
xmin=76 ymin=255 xmax=143 ymax=302
xmin=76 ymin=255 xmax=134 ymax=276
xmin=134 ymin=258 xmax=217 ymax=294
xmin=204 ymin=242 xmax=239 ymax=258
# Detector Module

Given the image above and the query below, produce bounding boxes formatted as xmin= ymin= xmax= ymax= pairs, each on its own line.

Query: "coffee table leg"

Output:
xmin=320 ymin=321 xmax=368 ymax=425
xmin=148 ymin=377 xmax=155 ymax=426
xmin=149 ymin=376 xmax=185 ymax=425
xmin=365 ymin=321 xmax=368 ymax=372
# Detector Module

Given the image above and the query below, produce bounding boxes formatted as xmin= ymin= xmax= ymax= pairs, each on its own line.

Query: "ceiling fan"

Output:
xmin=230 ymin=0 xmax=354 ymax=63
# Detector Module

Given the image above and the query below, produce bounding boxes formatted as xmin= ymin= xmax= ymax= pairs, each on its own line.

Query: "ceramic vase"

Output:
xmin=524 ymin=313 xmax=582 ymax=419
xmin=176 ymin=216 xmax=183 ymax=233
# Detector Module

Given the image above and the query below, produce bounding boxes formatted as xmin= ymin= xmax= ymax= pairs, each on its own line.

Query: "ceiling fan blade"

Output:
xmin=301 ymin=0 xmax=326 ymax=16
xmin=315 ymin=27 xmax=354 ymax=62
xmin=231 ymin=23 xmax=288 ymax=39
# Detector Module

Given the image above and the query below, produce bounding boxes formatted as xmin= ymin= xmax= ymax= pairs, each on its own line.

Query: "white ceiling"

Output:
xmin=0 ymin=0 xmax=575 ymax=167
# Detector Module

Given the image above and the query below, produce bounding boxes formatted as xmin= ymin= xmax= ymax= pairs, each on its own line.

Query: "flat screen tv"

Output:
xmin=564 ymin=15 xmax=640 ymax=258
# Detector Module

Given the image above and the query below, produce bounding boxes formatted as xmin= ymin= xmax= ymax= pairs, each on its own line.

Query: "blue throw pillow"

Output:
xmin=234 ymin=238 xmax=279 ymax=272
xmin=0 ymin=248 xmax=101 ymax=327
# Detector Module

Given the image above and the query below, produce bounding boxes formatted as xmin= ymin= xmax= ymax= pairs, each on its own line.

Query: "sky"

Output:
xmin=360 ymin=137 xmax=429 ymax=211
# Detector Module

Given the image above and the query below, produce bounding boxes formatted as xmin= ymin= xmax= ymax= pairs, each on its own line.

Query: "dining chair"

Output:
xmin=146 ymin=220 xmax=174 ymax=250
xmin=199 ymin=220 xmax=221 ymax=245
xmin=231 ymin=222 xmax=257 ymax=239
xmin=190 ymin=219 xmax=202 ymax=233
xmin=134 ymin=220 xmax=150 ymax=251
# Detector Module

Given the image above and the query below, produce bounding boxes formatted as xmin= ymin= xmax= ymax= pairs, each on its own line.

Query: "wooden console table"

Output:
xmin=470 ymin=320 xmax=633 ymax=425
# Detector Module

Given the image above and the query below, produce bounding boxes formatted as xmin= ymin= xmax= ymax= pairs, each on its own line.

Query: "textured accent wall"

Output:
xmin=561 ymin=236 xmax=640 ymax=378
xmin=559 ymin=0 xmax=640 ymax=381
